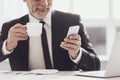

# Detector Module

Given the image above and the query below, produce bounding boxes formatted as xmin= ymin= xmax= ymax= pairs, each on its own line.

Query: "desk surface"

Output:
xmin=0 ymin=71 xmax=120 ymax=80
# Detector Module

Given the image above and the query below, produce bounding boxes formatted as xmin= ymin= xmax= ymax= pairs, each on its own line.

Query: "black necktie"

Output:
xmin=40 ymin=21 xmax=52 ymax=69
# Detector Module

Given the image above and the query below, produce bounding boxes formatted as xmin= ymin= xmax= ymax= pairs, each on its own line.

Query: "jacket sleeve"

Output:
xmin=76 ymin=22 xmax=100 ymax=71
xmin=0 ymin=23 xmax=10 ymax=62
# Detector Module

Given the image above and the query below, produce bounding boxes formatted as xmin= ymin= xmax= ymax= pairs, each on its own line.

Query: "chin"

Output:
xmin=35 ymin=15 xmax=45 ymax=20
xmin=32 ymin=11 xmax=48 ymax=20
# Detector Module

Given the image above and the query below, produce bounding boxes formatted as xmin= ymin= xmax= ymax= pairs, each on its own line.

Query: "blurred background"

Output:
xmin=0 ymin=0 xmax=120 ymax=70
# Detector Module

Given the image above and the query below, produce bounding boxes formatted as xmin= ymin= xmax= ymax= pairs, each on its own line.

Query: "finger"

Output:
xmin=60 ymin=42 xmax=71 ymax=51
xmin=61 ymin=42 xmax=78 ymax=50
xmin=69 ymin=34 xmax=81 ymax=41
xmin=64 ymin=38 xmax=81 ymax=45
xmin=12 ymin=23 xmax=26 ymax=30
xmin=14 ymin=33 xmax=28 ymax=40
xmin=12 ymin=28 xmax=27 ymax=36
xmin=14 ymin=29 xmax=27 ymax=34
xmin=17 ymin=37 xmax=28 ymax=41
xmin=14 ymin=33 xmax=28 ymax=38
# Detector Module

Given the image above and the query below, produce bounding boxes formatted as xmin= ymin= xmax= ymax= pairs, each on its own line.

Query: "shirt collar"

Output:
xmin=28 ymin=10 xmax=52 ymax=27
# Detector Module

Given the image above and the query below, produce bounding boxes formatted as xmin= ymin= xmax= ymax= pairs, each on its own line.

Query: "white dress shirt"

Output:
xmin=27 ymin=11 xmax=53 ymax=70
xmin=2 ymin=10 xmax=83 ymax=70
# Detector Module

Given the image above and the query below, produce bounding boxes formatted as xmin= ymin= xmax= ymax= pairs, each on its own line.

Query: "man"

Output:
xmin=0 ymin=0 xmax=100 ymax=71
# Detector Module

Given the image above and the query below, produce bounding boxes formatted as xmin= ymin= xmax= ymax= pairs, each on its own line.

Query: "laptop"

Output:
xmin=75 ymin=32 xmax=120 ymax=78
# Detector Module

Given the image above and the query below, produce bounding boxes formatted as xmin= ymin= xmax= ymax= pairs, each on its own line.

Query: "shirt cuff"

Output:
xmin=70 ymin=48 xmax=83 ymax=64
xmin=2 ymin=40 xmax=13 ymax=55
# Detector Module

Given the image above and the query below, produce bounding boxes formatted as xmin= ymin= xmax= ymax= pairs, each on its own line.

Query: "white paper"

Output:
xmin=31 ymin=69 xmax=59 ymax=75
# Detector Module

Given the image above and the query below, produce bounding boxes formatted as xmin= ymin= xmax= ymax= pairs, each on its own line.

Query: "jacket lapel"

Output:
xmin=51 ymin=11 xmax=67 ymax=69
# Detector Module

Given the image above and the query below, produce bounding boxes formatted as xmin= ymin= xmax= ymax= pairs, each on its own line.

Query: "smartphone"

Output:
xmin=66 ymin=25 xmax=80 ymax=37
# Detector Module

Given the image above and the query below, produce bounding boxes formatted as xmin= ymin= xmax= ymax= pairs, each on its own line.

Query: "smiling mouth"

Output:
xmin=36 ymin=8 xmax=46 ymax=13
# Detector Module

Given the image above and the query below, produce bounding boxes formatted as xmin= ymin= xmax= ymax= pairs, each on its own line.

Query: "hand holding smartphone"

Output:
xmin=66 ymin=25 xmax=80 ymax=37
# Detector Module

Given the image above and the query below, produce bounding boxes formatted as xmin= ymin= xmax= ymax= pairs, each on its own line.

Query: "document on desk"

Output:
xmin=31 ymin=69 xmax=59 ymax=75
xmin=0 ymin=69 xmax=58 ymax=75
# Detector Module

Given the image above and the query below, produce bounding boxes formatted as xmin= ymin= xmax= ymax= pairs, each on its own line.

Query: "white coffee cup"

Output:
xmin=26 ymin=23 xmax=42 ymax=36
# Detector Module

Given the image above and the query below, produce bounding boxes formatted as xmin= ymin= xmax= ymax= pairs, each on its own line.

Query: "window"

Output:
xmin=3 ymin=0 xmax=28 ymax=20
xmin=52 ymin=0 xmax=69 ymax=12
xmin=113 ymin=0 xmax=120 ymax=19
xmin=86 ymin=27 xmax=106 ymax=55
xmin=74 ymin=0 xmax=108 ymax=19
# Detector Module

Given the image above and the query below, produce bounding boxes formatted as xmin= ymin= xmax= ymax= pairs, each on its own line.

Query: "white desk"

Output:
xmin=0 ymin=71 xmax=120 ymax=80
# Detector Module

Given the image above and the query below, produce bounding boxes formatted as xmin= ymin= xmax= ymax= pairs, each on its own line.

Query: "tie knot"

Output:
xmin=40 ymin=20 xmax=45 ymax=26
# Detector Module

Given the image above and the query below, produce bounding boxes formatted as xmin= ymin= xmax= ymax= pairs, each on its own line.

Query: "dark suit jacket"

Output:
xmin=0 ymin=10 xmax=100 ymax=71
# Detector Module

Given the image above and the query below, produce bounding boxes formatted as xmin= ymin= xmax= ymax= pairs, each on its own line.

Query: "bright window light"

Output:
xmin=113 ymin=0 xmax=120 ymax=19
xmin=74 ymin=0 xmax=109 ymax=19
xmin=52 ymin=0 xmax=69 ymax=12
